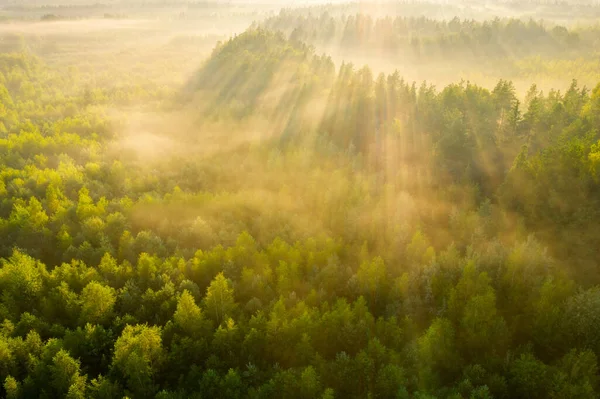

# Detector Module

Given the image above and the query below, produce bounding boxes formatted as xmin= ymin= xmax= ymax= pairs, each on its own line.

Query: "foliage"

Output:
xmin=0 ymin=11 xmax=599 ymax=399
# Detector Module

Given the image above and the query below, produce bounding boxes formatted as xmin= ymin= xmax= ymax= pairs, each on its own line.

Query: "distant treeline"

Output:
xmin=264 ymin=1 xmax=600 ymax=22
xmin=261 ymin=13 xmax=594 ymax=62
xmin=4 ymin=1 xmax=268 ymax=10
xmin=39 ymin=13 xmax=126 ymax=20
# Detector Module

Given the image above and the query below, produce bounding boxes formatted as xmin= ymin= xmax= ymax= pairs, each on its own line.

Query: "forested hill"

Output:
xmin=1 ymin=21 xmax=600 ymax=399
xmin=184 ymin=30 xmax=600 ymax=283
xmin=182 ymin=29 xmax=335 ymax=120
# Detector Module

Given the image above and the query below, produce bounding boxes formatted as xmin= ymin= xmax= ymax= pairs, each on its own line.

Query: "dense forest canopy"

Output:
xmin=1 ymin=1 xmax=600 ymax=398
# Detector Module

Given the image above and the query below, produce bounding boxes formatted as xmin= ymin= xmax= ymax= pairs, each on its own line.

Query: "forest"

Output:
xmin=1 ymin=0 xmax=600 ymax=398
xmin=260 ymin=11 xmax=600 ymax=91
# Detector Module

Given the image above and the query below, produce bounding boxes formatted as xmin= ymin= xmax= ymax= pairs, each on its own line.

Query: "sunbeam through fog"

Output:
xmin=0 ymin=0 xmax=600 ymax=398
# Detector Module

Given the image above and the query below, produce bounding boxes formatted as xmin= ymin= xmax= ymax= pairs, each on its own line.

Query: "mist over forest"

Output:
xmin=1 ymin=0 xmax=600 ymax=398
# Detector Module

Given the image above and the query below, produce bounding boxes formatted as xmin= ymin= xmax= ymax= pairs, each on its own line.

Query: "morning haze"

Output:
xmin=0 ymin=0 xmax=599 ymax=398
